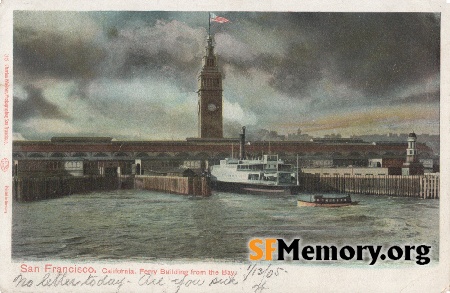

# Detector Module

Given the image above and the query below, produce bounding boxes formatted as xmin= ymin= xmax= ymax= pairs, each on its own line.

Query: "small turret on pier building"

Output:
xmin=402 ymin=132 xmax=424 ymax=175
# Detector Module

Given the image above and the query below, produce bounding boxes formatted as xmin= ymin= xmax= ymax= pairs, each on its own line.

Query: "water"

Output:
xmin=12 ymin=190 xmax=439 ymax=263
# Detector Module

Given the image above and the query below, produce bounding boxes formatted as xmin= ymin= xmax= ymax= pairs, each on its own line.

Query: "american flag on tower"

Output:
xmin=210 ymin=13 xmax=229 ymax=23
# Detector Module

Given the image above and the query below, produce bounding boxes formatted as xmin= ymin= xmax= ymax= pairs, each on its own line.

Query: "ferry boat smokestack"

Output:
xmin=239 ymin=126 xmax=246 ymax=160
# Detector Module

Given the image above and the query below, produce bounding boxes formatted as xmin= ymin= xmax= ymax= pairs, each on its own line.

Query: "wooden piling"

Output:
xmin=135 ymin=175 xmax=210 ymax=196
xmin=298 ymin=173 xmax=439 ymax=199
xmin=12 ymin=175 xmax=119 ymax=202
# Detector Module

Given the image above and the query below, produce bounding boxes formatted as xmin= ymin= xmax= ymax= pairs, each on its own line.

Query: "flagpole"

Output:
xmin=208 ymin=12 xmax=211 ymax=36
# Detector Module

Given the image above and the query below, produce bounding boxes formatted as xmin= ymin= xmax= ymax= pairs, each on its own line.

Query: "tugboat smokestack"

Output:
xmin=239 ymin=126 xmax=246 ymax=160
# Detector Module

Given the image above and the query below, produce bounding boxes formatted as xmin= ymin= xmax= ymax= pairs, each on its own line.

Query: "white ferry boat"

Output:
xmin=210 ymin=154 xmax=298 ymax=195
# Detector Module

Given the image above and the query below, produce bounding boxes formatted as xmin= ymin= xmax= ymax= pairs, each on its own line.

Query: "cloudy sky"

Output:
xmin=12 ymin=11 xmax=440 ymax=140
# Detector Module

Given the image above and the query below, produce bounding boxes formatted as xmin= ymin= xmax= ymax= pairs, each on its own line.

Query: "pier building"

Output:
xmin=12 ymin=135 xmax=434 ymax=177
xmin=300 ymin=132 xmax=427 ymax=176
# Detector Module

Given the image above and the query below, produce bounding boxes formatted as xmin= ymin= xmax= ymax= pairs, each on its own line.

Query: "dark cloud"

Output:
xmin=14 ymin=12 xmax=439 ymax=99
xmin=330 ymin=13 xmax=440 ymax=95
xmin=11 ymin=11 xmax=440 ymax=138
xmin=117 ymin=49 xmax=199 ymax=91
xmin=215 ymin=12 xmax=439 ymax=99
xmin=267 ymin=44 xmax=323 ymax=97
xmin=13 ymin=27 xmax=105 ymax=81
xmin=99 ymin=11 xmax=172 ymax=28
xmin=315 ymin=13 xmax=440 ymax=97
xmin=13 ymin=85 xmax=70 ymax=121
xmin=97 ymin=19 xmax=204 ymax=92
xmin=389 ymin=89 xmax=440 ymax=105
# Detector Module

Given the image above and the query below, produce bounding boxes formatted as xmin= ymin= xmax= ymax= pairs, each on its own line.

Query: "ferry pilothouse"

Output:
xmin=209 ymin=127 xmax=299 ymax=195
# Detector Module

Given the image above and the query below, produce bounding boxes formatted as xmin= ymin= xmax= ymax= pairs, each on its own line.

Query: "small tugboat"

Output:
xmin=297 ymin=194 xmax=358 ymax=207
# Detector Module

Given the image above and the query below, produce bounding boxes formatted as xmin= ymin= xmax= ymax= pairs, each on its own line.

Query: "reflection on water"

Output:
xmin=12 ymin=190 xmax=439 ymax=263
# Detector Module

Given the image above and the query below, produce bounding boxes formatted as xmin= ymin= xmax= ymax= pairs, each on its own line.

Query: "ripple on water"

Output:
xmin=12 ymin=190 xmax=440 ymax=262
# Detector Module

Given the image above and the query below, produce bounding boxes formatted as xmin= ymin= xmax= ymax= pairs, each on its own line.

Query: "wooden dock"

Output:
xmin=12 ymin=174 xmax=211 ymax=202
xmin=13 ymin=175 xmax=119 ymax=202
xmin=299 ymin=173 xmax=439 ymax=199
xmin=12 ymin=173 xmax=437 ymax=201
xmin=135 ymin=175 xmax=211 ymax=196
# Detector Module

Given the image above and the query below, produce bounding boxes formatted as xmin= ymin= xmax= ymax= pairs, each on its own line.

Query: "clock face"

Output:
xmin=207 ymin=103 xmax=217 ymax=112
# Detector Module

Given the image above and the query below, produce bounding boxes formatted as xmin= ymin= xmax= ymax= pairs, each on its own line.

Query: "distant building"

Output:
xmin=302 ymin=132 xmax=428 ymax=176
xmin=420 ymin=158 xmax=437 ymax=174
xmin=310 ymin=137 xmax=365 ymax=144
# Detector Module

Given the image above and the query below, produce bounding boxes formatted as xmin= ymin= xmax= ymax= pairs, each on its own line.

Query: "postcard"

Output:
xmin=0 ymin=0 xmax=449 ymax=292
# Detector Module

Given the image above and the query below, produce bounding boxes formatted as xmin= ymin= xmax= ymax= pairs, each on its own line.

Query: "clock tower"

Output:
xmin=197 ymin=35 xmax=223 ymax=138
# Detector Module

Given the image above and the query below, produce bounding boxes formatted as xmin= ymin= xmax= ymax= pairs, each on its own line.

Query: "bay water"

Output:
xmin=12 ymin=190 xmax=439 ymax=264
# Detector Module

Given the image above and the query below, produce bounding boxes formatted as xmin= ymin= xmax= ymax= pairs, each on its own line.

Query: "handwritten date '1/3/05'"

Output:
xmin=243 ymin=264 xmax=288 ymax=293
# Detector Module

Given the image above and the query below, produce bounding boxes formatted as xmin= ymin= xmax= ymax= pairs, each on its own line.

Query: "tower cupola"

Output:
xmin=402 ymin=132 xmax=424 ymax=175
xmin=406 ymin=132 xmax=418 ymax=163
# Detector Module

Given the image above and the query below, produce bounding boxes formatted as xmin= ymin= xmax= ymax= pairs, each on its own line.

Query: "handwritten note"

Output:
xmin=12 ymin=263 xmax=288 ymax=293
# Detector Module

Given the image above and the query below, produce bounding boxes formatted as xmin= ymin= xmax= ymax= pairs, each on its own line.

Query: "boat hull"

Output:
xmin=211 ymin=180 xmax=297 ymax=195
